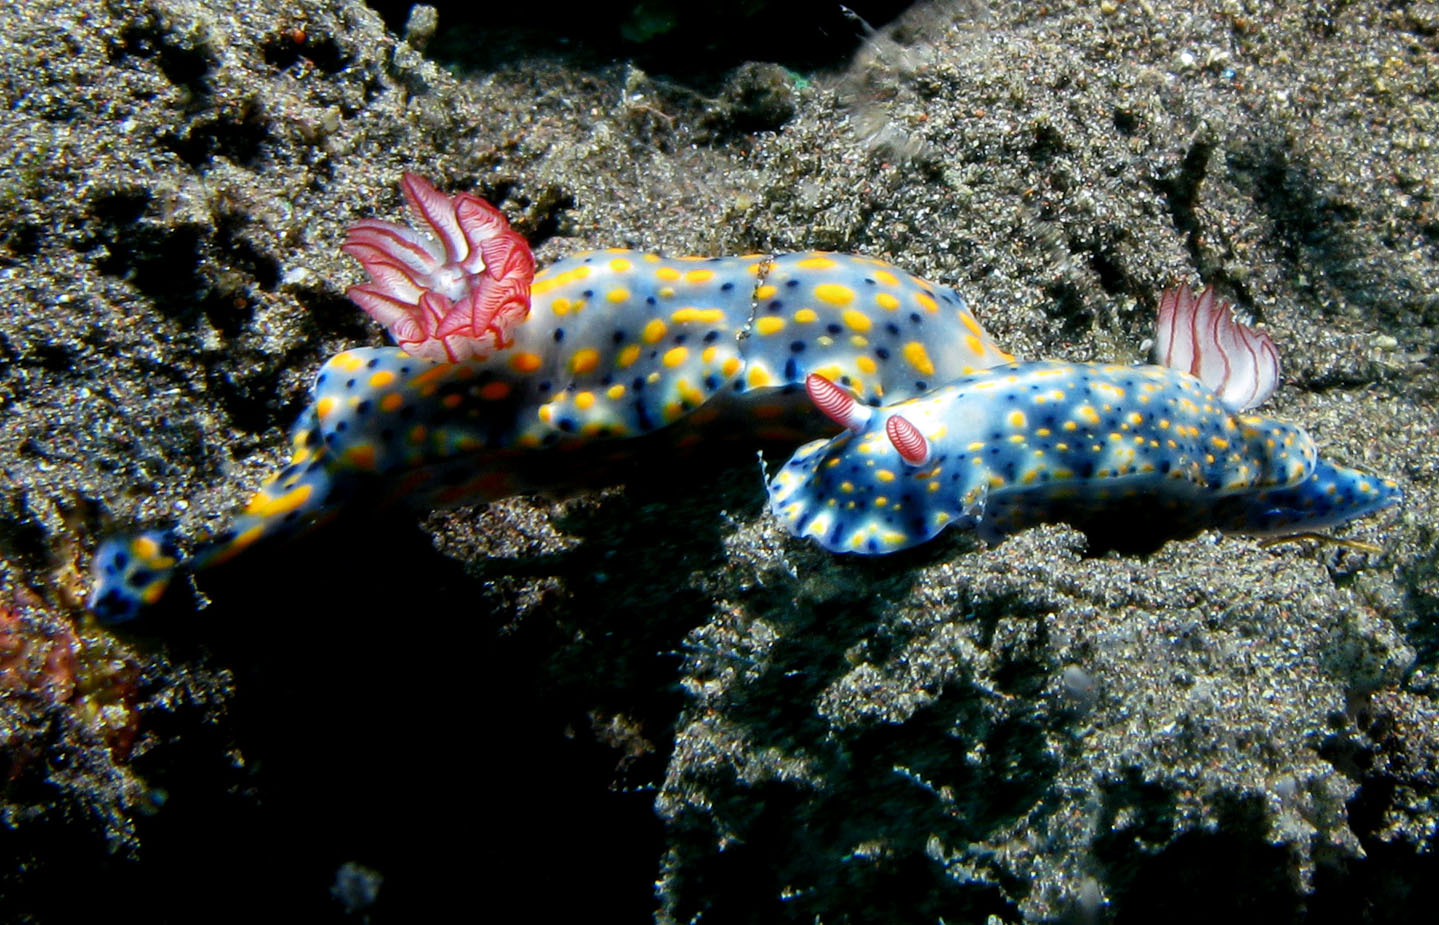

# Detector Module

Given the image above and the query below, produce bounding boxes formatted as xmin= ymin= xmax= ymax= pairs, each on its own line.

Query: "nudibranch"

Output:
xmin=88 ymin=174 xmax=1014 ymax=622
xmin=768 ymin=285 xmax=1401 ymax=553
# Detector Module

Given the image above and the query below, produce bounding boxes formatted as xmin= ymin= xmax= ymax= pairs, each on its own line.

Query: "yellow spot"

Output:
xmin=480 ymin=381 xmax=511 ymax=401
xmin=797 ymin=256 xmax=838 ymax=270
xmin=642 ymin=319 xmax=668 ymax=343
xmin=842 ymin=310 xmax=872 ymax=332
xmin=1127 ymin=412 xmax=1144 ymax=426
xmin=1008 ymin=410 xmax=1028 ymax=429
xmin=617 ymin=344 xmax=642 ymax=369
xmin=341 ymin=443 xmax=377 ymax=471
xmin=876 ymin=470 xmax=896 ymax=482
xmin=964 ymin=334 xmax=984 ymax=356
xmin=606 ymin=384 xmax=626 ymax=400
xmin=671 ymin=307 xmax=725 ymax=324
xmin=753 ymin=403 xmax=785 ymax=419
xmin=855 ymin=356 xmax=877 ymax=374
xmin=874 ymin=496 xmax=889 ymax=507
xmin=316 ymin=396 xmax=337 ymax=419
xmin=815 ymin=283 xmax=855 ymax=306
xmin=960 ymin=314 xmax=984 ymax=337
xmin=873 ymin=270 xmax=899 ymax=286
xmin=755 ymin=284 xmax=777 ymax=299
xmin=409 ymin=425 xmax=427 ymax=444
xmin=442 ymin=393 xmax=462 ymax=409
xmin=756 ymin=316 xmax=786 ymax=336
xmin=245 ymin=482 xmax=316 ymax=518
xmin=658 ymin=287 xmax=675 ymax=299
xmin=1075 ymin=405 xmax=1101 ymax=426
xmin=510 ymin=352 xmax=543 ymax=374
xmin=794 ymin=308 xmax=819 ymax=323
xmin=747 ymin=367 xmax=774 ymax=388
xmin=575 ymin=392 xmax=595 ymax=410
xmin=551 ymin=297 xmax=572 ymax=316
xmin=570 ymin=348 xmax=600 ymax=374
xmin=1210 ymin=436 xmax=1230 ymax=450
xmin=722 ymin=357 xmax=743 ymax=377
xmin=915 ymin=292 xmax=938 ymax=313
xmin=131 ymin=535 xmax=161 ymax=560
xmin=334 ymin=352 xmax=365 ymax=372
xmin=902 ymin=342 xmax=935 ymax=376
xmin=607 ymin=288 xmax=630 ymax=304
xmin=368 ymin=370 xmax=396 ymax=389
xmin=656 ymin=266 xmax=681 ymax=281
xmin=538 ymin=404 xmax=554 ymax=424
xmin=664 ymin=346 xmax=689 ymax=368
xmin=609 ymin=257 xmax=632 ymax=272
xmin=683 ymin=268 xmax=715 ymax=284
xmin=875 ymin=292 xmax=900 ymax=311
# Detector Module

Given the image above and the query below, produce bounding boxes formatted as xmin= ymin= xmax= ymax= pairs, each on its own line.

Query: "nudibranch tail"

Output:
xmin=342 ymin=173 xmax=535 ymax=363
xmin=89 ymin=530 xmax=182 ymax=623
xmin=1215 ymin=459 xmax=1402 ymax=536
xmin=1154 ymin=283 xmax=1280 ymax=412
xmin=89 ymin=407 xmax=353 ymax=623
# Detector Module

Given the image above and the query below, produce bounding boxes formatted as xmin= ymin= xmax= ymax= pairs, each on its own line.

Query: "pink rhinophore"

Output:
xmin=1154 ymin=283 xmax=1280 ymax=412
xmin=342 ymin=173 xmax=535 ymax=362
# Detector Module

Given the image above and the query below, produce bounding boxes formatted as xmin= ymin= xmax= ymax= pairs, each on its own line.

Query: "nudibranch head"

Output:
xmin=342 ymin=173 xmax=535 ymax=363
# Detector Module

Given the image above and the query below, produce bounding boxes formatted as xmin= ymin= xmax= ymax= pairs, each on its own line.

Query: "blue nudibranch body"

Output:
xmin=768 ymin=360 xmax=1395 ymax=554
xmin=88 ymin=174 xmax=1399 ymax=622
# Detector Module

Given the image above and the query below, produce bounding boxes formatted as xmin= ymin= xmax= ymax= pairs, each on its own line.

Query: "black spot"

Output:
xmin=582 ymin=289 xmax=594 ymax=298
xmin=826 ymin=323 xmax=842 ymax=335
xmin=400 ymin=366 xmax=411 ymax=375
xmin=538 ymin=381 xmax=552 ymax=393
xmin=635 ymin=402 xmax=655 ymax=432
xmin=789 ymin=340 xmax=806 ymax=353
xmin=863 ymin=277 xmax=876 ymax=285
xmin=885 ymin=323 xmax=901 ymax=336
xmin=839 ymin=375 xmax=852 ymax=386
xmin=112 ymin=551 xmax=130 ymax=568
xmin=356 ymin=400 xmax=372 ymax=415
xmin=704 ymin=375 xmax=718 ymax=390
xmin=875 ymin=348 xmax=890 ymax=361
xmin=768 ymin=300 xmax=784 ymax=312
xmin=612 ymin=330 xmax=627 ymax=344
xmin=914 ymin=381 xmax=927 ymax=390
xmin=784 ymin=357 xmax=799 ymax=380
xmin=601 ymin=374 xmax=613 ymax=386
xmin=1075 ymin=460 xmax=1094 ymax=479
xmin=632 ymin=377 xmax=645 ymax=391
xmin=345 ymin=378 xmax=356 ymax=389
xmin=553 ymin=329 xmax=565 ymax=342
xmin=336 ymin=421 xmax=348 ymax=432
xmin=721 ymin=281 xmax=734 ymax=291
xmin=674 ymin=334 xmax=688 ymax=345
xmin=380 ymin=428 xmax=394 ymax=442
xmin=130 ymin=568 xmax=154 ymax=587
xmin=909 ymin=312 xmax=922 ymax=324
xmin=940 ymin=293 xmax=955 ymax=305
xmin=558 ymin=418 xmax=577 ymax=432
xmin=305 ymin=429 xmax=322 ymax=447
xmin=646 ymin=296 xmax=656 ymax=305
xmin=785 ymin=279 xmax=800 ymax=288
xmin=366 ymin=357 xmax=379 ymax=368
xmin=316 ymin=373 xmax=328 ymax=387
xmin=703 ymin=330 xmax=719 ymax=343
xmin=399 ymin=405 xmax=416 ymax=420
